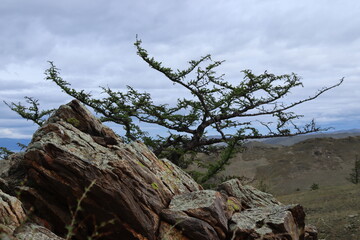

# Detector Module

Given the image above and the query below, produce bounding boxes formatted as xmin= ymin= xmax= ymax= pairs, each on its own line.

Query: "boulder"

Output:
xmin=0 ymin=100 xmax=316 ymax=240
xmin=304 ymin=225 xmax=318 ymax=240
xmin=229 ymin=204 xmax=305 ymax=240
xmin=217 ymin=179 xmax=280 ymax=209
xmin=160 ymin=190 xmax=229 ymax=239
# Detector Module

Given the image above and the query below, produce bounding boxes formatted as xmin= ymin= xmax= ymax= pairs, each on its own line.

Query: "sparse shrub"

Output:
xmin=347 ymin=155 xmax=360 ymax=184
xmin=201 ymin=182 xmax=218 ymax=190
xmin=160 ymin=220 xmax=184 ymax=240
xmin=256 ymin=179 xmax=271 ymax=193
xmin=310 ymin=183 xmax=319 ymax=190
xmin=64 ymin=180 xmax=115 ymax=240
xmin=65 ymin=180 xmax=97 ymax=240
xmin=187 ymin=170 xmax=204 ymax=183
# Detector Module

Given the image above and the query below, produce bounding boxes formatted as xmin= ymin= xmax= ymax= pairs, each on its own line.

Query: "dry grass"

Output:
xmin=277 ymin=184 xmax=360 ymax=240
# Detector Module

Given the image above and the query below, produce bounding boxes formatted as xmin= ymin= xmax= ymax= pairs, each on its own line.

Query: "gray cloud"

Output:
xmin=0 ymin=0 xmax=359 ymax=138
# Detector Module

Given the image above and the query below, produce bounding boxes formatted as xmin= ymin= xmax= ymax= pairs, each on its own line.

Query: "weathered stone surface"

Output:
xmin=217 ymin=178 xmax=280 ymax=209
xmin=0 ymin=190 xmax=26 ymax=235
xmin=0 ymin=100 xmax=315 ymax=240
xmin=0 ymin=158 xmax=12 ymax=176
xmin=13 ymin=223 xmax=65 ymax=240
xmin=0 ymin=233 xmax=16 ymax=240
xmin=161 ymin=190 xmax=229 ymax=239
xmin=161 ymin=209 xmax=219 ymax=240
xmin=0 ymin=190 xmax=62 ymax=240
xmin=229 ymin=204 xmax=305 ymax=240
xmin=304 ymin=225 xmax=318 ymax=240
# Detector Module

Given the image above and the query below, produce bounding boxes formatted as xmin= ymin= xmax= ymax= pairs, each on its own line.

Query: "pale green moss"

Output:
xmin=227 ymin=199 xmax=240 ymax=211
xmin=66 ymin=117 xmax=80 ymax=127
xmin=151 ymin=182 xmax=159 ymax=190
xmin=135 ymin=160 xmax=145 ymax=168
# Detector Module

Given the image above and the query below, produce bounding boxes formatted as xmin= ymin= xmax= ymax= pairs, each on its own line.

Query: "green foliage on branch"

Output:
xmin=4 ymin=96 xmax=54 ymax=126
xmin=0 ymin=147 xmax=14 ymax=160
xmin=5 ymin=38 xmax=343 ymax=182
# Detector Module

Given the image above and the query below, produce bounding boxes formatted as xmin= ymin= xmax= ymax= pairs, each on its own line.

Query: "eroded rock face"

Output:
xmin=0 ymin=100 xmax=316 ymax=240
xmin=0 ymin=190 xmax=26 ymax=235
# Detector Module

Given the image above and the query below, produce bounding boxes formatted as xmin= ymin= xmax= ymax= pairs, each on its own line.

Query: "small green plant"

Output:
xmin=151 ymin=182 xmax=159 ymax=190
xmin=65 ymin=180 xmax=96 ymax=240
xmin=310 ymin=183 xmax=319 ymax=190
xmin=66 ymin=117 xmax=80 ymax=127
xmin=227 ymin=199 xmax=240 ymax=211
xmin=256 ymin=179 xmax=271 ymax=193
xmin=85 ymin=218 xmax=116 ymax=240
xmin=160 ymin=219 xmax=184 ymax=240
xmin=135 ymin=160 xmax=145 ymax=168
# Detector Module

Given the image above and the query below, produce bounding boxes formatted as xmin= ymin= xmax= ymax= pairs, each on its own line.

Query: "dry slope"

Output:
xmin=190 ymin=136 xmax=360 ymax=195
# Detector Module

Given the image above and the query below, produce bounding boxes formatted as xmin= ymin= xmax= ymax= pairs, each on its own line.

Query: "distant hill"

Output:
xmin=0 ymin=138 xmax=31 ymax=152
xmin=188 ymin=134 xmax=360 ymax=195
xmin=260 ymin=128 xmax=360 ymax=146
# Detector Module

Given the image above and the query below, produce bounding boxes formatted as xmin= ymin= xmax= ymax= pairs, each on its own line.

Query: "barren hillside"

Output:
xmin=190 ymin=136 xmax=360 ymax=195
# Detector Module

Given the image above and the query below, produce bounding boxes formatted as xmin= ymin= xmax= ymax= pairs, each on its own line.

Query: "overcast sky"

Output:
xmin=0 ymin=0 xmax=359 ymax=139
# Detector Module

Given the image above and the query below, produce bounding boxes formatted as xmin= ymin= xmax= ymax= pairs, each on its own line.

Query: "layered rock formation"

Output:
xmin=0 ymin=100 xmax=317 ymax=240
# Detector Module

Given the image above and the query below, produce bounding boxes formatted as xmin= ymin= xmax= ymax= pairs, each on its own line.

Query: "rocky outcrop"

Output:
xmin=0 ymin=100 xmax=317 ymax=240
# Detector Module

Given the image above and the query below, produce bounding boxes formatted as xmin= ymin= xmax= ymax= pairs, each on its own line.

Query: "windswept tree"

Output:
xmin=4 ymin=96 xmax=55 ymax=126
xmin=5 ymin=38 xmax=343 ymax=183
